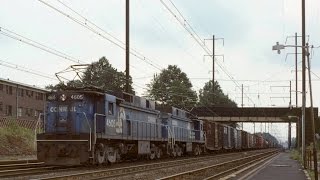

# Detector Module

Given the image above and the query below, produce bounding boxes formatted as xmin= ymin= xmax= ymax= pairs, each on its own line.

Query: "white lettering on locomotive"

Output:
xmin=116 ymin=107 xmax=125 ymax=134
xmin=50 ymin=106 xmax=76 ymax=112
xmin=70 ymin=94 xmax=84 ymax=100
xmin=47 ymin=94 xmax=56 ymax=100
xmin=106 ymin=119 xmax=116 ymax=128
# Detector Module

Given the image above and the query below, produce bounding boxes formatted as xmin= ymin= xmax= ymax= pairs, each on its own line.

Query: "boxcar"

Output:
xmin=203 ymin=120 xmax=222 ymax=151
xmin=241 ymin=131 xmax=248 ymax=149
xmin=235 ymin=129 xmax=242 ymax=149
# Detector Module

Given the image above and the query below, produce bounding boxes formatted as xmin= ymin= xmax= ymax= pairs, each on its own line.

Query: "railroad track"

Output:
xmin=0 ymin=165 xmax=60 ymax=178
xmin=0 ymin=162 xmax=44 ymax=171
xmin=38 ymin=149 xmax=274 ymax=180
xmin=0 ymin=160 xmax=68 ymax=178
xmin=0 ymin=159 xmax=39 ymax=166
xmin=159 ymin=149 xmax=279 ymax=180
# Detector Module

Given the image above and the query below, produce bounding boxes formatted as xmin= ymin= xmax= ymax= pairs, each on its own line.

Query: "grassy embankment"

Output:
xmin=290 ymin=145 xmax=320 ymax=180
xmin=0 ymin=121 xmax=36 ymax=158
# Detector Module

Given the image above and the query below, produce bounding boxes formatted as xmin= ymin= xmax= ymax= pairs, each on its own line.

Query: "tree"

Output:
xmin=46 ymin=57 xmax=134 ymax=93
xmin=198 ymin=80 xmax=237 ymax=107
xmin=147 ymin=65 xmax=197 ymax=108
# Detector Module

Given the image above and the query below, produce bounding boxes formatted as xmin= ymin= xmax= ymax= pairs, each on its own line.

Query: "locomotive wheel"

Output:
xmin=198 ymin=147 xmax=202 ymax=155
xmin=193 ymin=145 xmax=200 ymax=156
xmin=107 ymin=147 xmax=118 ymax=163
xmin=95 ymin=143 xmax=105 ymax=164
xmin=149 ymin=150 xmax=156 ymax=160
xmin=177 ymin=146 xmax=182 ymax=157
xmin=95 ymin=149 xmax=105 ymax=164
xmin=156 ymin=148 xmax=161 ymax=159
xmin=171 ymin=148 xmax=177 ymax=157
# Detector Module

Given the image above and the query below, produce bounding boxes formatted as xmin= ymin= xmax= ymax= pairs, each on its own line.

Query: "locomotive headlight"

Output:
xmin=60 ymin=94 xmax=67 ymax=101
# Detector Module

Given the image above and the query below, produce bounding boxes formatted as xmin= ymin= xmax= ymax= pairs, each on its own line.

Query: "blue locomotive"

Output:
xmin=37 ymin=89 xmax=205 ymax=165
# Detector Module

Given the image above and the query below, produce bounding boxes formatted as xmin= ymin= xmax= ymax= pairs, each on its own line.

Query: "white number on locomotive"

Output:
xmin=71 ymin=94 xmax=84 ymax=100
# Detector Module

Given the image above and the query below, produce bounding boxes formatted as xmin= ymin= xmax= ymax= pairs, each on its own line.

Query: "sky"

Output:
xmin=1 ymin=0 xmax=320 ymax=142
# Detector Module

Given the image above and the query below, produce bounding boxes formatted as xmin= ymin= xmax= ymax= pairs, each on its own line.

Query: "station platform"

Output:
xmin=243 ymin=152 xmax=308 ymax=180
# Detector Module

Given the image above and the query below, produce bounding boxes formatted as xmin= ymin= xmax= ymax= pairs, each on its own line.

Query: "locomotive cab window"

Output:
xmin=146 ymin=100 xmax=150 ymax=108
xmin=108 ymin=102 xmax=114 ymax=115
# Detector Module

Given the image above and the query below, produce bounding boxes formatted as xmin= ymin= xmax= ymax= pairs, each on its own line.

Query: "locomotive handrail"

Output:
xmin=93 ymin=113 xmax=106 ymax=160
xmin=82 ymin=112 xmax=92 ymax=152
xmin=35 ymin=113 xmax=44 ymax=150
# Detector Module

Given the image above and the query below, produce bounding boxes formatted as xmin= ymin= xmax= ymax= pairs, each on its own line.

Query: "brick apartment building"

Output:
xmin=0 ymin=78 xmax=49 ymax=120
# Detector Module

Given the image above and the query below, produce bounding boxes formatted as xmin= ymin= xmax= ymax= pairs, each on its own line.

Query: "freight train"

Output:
xmin=37 ymin=88 xmax=276 ymax=165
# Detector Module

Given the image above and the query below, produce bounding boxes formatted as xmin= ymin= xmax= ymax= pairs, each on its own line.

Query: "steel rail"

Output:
xmin=39 ymin=149 xmax=274 ymax=180
xmin=0 ymin=159 xmax=39 ymax=165
xmin=0 ymin=162 xmax=44 ymax=171
xmin=203 ymin=151 xmax=279 ymax=179
xmin=158 ymin=149 xmax=278 ymax=180
xmin=0 ymin=166 xmax=59 ymax=178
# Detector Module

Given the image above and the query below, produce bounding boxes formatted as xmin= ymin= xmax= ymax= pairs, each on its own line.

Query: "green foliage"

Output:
xmin=0 ymin=121 xmax=35 ymax=155
xmin=46 ymin=57 xmax=134 ymax=93
xmin=82 ymin=57 xmax=134 ymax=93
xmin=147 ymin=65 xmax=197 ymax=108
xmin=198 ymin=80 xmax=237 ymax=107
xmin=45 ymin=82 xmax=65 ymax=91
xmin=290 ymin=149 xmax=301 ymax=162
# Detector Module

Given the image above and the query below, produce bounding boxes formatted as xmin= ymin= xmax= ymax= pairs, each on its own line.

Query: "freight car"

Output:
xmin=202 ymin=119 xmax=274 ymax=152
xmin=37 ymin=88 xmax=275 ymax=165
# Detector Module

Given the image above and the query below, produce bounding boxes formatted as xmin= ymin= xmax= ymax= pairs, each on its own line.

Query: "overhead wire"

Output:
xmin=0 ymin=29 xmax=83 ymax=64
xmin=160 ymin=0 xmax=256 ymax=106
xmin=38 ymin=0 xmax=163 ymax=71
xmin=0 ymin=58 xmax=58 ymax=81
xmin=56 ymin=0 xmax=164 ymax=70
xmin=38 ymin=0 xmax=223 ymax=103
xmin=0 ymin=26 xmax=144 ymax=83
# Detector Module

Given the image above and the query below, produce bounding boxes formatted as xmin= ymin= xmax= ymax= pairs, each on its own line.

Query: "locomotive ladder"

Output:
xmin=167 ymin=126 xmax=175 ymax=148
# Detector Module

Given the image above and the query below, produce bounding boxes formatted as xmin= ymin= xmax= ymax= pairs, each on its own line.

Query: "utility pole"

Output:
xmin=241 ymin=84 xmax=243 ymax=131
xmin=125 ymin=0 xmax=130 ymax=93
xmin=241 ymin=84 xmax=244 ymax=108
xmin=212 ymin=35 xmax=215 ymax=92
xmin=288 ymin=81 xmax=292 ymax=149
xmin=301 ymin=0 xmax=306 ymax=169
xmin=306 ymin=43 xmax=318 ymax=179
xmin=204 ymin=36 xmax=224 ymax=95
xmin=295 ymin=33 xmax=298 ymax=107
xmin=295 ymin=33 xmax=300 ymax=150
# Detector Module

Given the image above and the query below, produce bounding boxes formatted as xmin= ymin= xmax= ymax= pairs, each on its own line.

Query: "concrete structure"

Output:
xmin=0 ymin=78 xmax=49 ymax=120
xmin=191 ymin=107 xmax=319 ymax=149
xmin=243 ymin=152 xmax=307 ymax=180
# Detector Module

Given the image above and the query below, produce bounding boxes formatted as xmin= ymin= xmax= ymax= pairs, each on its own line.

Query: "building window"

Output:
xmin=34 ymin=110 xmax=43 ymax=117
xmin=108 ymin=102 xmax=114 ymax=115
xmin=18 ymin=89 xmax=24 ymax=97
xmin=18 ymin=107 xmax=23 ymax=117
xmin=26 ymin=90 xmax=33 ymax=97
xmin=6 ymin=85 xmax=12 ymax=95
xmin=36 ymin=92 xmax=43 ymax=100
xmin=0 ymin=102 xmax=3 ymax=111
xmin=6 ymin=105 xmax=12 ymax=116
xmin=146 ymin=100 xmax=150 ymax=108
xmin=25 ymin=108 xmax=33 ymax=117
xmin=0 ymin=84 xmax=3 ymax=91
